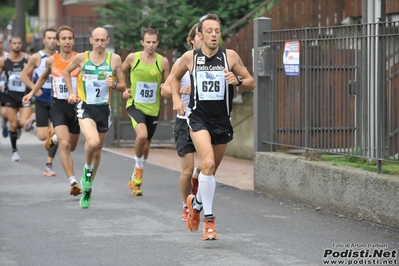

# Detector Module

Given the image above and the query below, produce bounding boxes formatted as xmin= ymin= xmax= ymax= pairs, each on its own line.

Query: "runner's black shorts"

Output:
xmin=0 ymin=92 xmax=4 ymax=106
xmin=51 ymin=98 xmax=80 ymax=134
xmin=2 ymin=91 xmax=31 ymax=108
xmin=35 ymin=99 xmax=52 ymax=127
xmin=174 ymin=117 xmax=195 ymax=157
xmin=126 ymin=104 xmax=159 ymax=140
xmin=187 ymin=112 xmax=234 ymax=145
xmin=75 ymin=100 xmax=112 ymax=133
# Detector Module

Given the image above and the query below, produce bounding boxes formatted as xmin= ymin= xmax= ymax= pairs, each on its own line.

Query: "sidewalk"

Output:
xmin=104 ymin=146 xmax=254 ymax=190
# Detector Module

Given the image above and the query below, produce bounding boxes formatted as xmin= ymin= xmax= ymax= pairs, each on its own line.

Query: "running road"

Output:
xmin=0 ymin=132 xmax=398 ymax=266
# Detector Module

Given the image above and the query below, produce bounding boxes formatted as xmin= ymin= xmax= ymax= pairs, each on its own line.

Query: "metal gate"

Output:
xmin=254 ymin=17 xmax=399 ymax=163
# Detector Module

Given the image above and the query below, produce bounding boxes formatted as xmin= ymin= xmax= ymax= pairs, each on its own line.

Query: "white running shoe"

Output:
xmin=11 ymin=151 xmax=20 ymax=162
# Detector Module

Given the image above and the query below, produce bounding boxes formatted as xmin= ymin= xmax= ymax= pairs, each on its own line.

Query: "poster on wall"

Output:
xmin=283 ymin=40 xmax=300 ymax=76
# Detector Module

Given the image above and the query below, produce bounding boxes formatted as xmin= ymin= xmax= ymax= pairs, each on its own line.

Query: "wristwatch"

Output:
xmin=236 ymin=76 xmax=243 ymax=86
xmin=113 ymin=81 xmax=117 ymax=89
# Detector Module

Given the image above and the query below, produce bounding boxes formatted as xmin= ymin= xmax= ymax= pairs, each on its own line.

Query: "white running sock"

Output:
xmin=84 ymin=163 xmax=93 ymax=170
xmin=69 ymin=176 xmax=77 ymax=184
xmin=135 ymin=155 xmax=144 ymax=168
xmin=52 ymin=134 xmax=58 ymax=143
xmin=192 ymin=167 xmax=199 ymax=178
xmin=197 ymin=173 xmax=215 ymax=215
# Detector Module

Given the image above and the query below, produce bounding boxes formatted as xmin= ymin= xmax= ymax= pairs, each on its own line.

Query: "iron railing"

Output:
xmin=254 ymin=18 xmax=399 ymax=171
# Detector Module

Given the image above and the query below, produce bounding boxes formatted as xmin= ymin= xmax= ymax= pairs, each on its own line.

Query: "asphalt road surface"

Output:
xmin=0 ymin=133 xmax=398 ymax=266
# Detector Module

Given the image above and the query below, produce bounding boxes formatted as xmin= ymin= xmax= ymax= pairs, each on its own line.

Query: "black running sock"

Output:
xmin=193 ymin=197 xmax=203 ymax=212
xmin=9 ymin=131 xmax=17 ymax=150
xmin=48 ymin=142 xmax=58 ymax=158
xmin=195 ymin=197 xmax=202 ymax=205
xmin=204 ymin=214 xmax=214 ymax=222
xmin=46 ymin=163 xmax=52 ymax=167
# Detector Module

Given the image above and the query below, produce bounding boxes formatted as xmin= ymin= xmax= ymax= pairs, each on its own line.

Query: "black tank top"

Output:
xmin=4 ymin=53 xmax=28 ymax=94
xmin=189 ymin=48 xmax=233 ymax=118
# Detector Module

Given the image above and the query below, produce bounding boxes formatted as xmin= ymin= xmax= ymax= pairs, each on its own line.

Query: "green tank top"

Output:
xmin=78 ymin=51 xmax=114 ymax=105
xmin=126 ymin=52 xmax=163 ymax=116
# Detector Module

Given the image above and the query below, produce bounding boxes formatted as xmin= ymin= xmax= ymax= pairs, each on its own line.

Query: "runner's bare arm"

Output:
xmin=63 ymin=53 xmax=84 ymax=99
xmin=109 ymin=54 xmax=126 ymax=92
xmin=29 ymin=56 xmax=53 ymax=95
xmin=121 ymin=53 xmax=135 ymax=96
xmin=0 ymin=58 xmax=4 ymax=91
xmin=20 ymin=53 xmax=40 ymax=90
xmin=226 ymin=49 xmax=255 ymax=90
xmin=122 ymin=53 xmax=135 ymax=74
xmin=161 ymin=60 xmax=180 ymax=97
xmin=161 ymin=57 xmax=171 ymax=83
xmin=0 ymin=57 xmax=4 ymax=76
xmin=171 ymin=51 xmax=192 ymax=115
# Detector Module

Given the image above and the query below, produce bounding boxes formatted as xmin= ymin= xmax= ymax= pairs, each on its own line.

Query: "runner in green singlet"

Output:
xmin=122 ymin=28 xmax=170 ymax=196
xmin=63 ymin=27 xmax=126 ymax=209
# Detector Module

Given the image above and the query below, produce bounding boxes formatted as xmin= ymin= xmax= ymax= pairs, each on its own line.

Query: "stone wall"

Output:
xmin=254 ymin=152 xmax=399 ymax=228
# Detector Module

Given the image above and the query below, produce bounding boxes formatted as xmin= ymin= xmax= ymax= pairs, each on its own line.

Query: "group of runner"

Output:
xmin=0 ymin=13 xmax=255 ymax=241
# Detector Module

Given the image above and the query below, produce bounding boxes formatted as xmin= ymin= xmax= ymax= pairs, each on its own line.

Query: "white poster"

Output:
xmin=283 ymin=41 xmax=300 ymax=76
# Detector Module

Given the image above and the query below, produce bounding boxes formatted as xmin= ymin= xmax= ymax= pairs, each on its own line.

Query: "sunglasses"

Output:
xmin=199 ymin=15 xmax=208 ymax=23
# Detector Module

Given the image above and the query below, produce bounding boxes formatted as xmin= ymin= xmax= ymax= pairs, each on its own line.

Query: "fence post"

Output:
xmin=253 ymin=17 xmax=274 ymax=153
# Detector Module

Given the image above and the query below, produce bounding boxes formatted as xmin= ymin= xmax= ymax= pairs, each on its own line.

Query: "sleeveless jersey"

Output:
xmin=78 ymin=51 xmax=114 ymax=105
xmin=190 ymin=48 xmax=234 ymax=118
xmin=127 ymin=52 xmax=163 ymax=116
xmin=0 ymin=51 xmax=9 ymax=88
xmin=52 ymin=52 xmax=79 ymax=100
xmin=176 ymin=58 xmax=191 ymax=119
xmin=4 ymin=53 xmax=28 ymax=94
xmin=33 ymin=50 xmax=53 ymax=102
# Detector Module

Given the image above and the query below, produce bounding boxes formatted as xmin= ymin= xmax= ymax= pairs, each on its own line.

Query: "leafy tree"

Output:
xmin=96 ymin=0 xmax=262 ymax=53
xmin=0 ymin=0 xmax=39 ymax=30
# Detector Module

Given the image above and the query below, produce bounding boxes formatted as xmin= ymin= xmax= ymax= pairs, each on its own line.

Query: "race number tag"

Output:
xmin=0 ymin=72 xmax=6 ymax=88
xmin=197 ymin=71 xmax=225 ymax=101
xmin=43 ymin=75 xmax=53 ymax=89
xmin=54 ymin=77 xmax=77 ymax=99
xmin=8 ymin=73 xmax=26 ymax=92
xmin=86 ymin=80 xmax=109 ymax=104
xmin=135 ymin=81 xmax=157 ymax=103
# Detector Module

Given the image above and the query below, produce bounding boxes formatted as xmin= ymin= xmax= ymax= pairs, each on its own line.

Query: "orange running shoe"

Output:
xmin=186 ymin=195 xmax=200 ymax=231
xmin=202 ymin=217 xmax=218 ymax=240
xmin=181 ymin=206 xmax=189 ymax=221
xmin=24 ymin=113 xmax=36 ymax=132
xmin=127 ymin=167 xmax=143 ymax=190
xmin=44 ymin=129 xmax=56 ymax=151
xmin=43 ymin=165 xmax=56 ymax=177
xmin=131 ymin=184 xmax=143 ymax=196
xmin=128 ymin=167 xmax=143 ymax=196
xmin=70 ymin=182 xmax=82 ymax=196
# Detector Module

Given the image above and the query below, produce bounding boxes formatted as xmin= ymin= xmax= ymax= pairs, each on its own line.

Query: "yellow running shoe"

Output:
xmin=127 ymin=167 xmax=143 ymax=193
xmin=44 ymin=129 xmax=56 ymax=151
xmin=131 ymin=184 xmax=143 ymax=196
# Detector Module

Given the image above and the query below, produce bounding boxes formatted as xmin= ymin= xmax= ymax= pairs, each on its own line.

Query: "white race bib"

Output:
xmin=197 ymin=71 xmax=225 ymax=101
xmin=0 ymin=72 xmax=6 ymax=88
xmin=86 ymin=80 xmax=109 ymax=104
xmin=8 ymin=73 xmax=26 ymax=92
xmin=54 ymin=77 xmax=77 ymax=99
xmin=135 ymin=81 xmax=157 ymax=103
xmin=43 ymin=75 xmax=53 ymax=89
